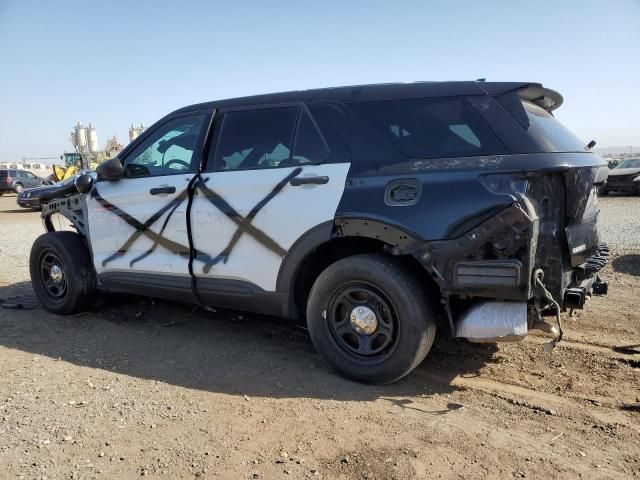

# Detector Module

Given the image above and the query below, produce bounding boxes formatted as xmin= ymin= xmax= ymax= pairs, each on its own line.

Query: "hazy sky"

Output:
xmin=1 ymin=0 xmax=639 ymax=161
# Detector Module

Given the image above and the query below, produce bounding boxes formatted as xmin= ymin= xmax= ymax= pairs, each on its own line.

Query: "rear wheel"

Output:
xmin=30 ymin=232 xmax=96 ymax=314
xmin=13 ymin=183 xmax=23 ymax=194
xmin=306 ymin=254 xmax=437 ymax=384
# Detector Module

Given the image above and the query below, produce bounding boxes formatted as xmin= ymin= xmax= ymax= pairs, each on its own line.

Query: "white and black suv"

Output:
xmin=30 ymin=81 xmax=609 ymax=383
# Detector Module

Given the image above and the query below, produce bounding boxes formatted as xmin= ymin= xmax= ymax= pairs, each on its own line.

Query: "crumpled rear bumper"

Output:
xmin=563 ymin=243 xmax=609 ymax=308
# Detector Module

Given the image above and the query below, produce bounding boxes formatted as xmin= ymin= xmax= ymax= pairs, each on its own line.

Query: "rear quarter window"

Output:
xmin=351 ymin=97 xmax=507 ymax=159
xmin=522 ymin=101 xmax=586 ymax=153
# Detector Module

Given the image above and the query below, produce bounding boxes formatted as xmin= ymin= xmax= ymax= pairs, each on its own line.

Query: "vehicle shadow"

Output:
xmin=612 ymin=254 xmax=640 ymax=277
xmin=1 ymin=208 xmax=38 ymax=213
xmin=0 ymin=281 xmax=498 ymax=402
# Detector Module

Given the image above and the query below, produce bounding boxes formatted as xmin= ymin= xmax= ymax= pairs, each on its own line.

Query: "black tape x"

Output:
xmin=93 ymin=166 xmax=302 ymax=273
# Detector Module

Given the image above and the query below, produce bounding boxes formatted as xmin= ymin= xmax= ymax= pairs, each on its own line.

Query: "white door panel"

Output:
xmin=192 ymin=163 xmax=350 ymax=291
xmin=87 ymin=174 xmax=192 ymax=275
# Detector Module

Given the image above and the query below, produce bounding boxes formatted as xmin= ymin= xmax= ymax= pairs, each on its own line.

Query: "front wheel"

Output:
xmin=30 ymin=232 xmax=97 ymax=314
xmin=306 ymin=254 xmax=437 ymax=384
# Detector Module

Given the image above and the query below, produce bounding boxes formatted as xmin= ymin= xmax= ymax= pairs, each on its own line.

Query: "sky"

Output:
xmin=1 ymin=0 xmax=639 ymax=161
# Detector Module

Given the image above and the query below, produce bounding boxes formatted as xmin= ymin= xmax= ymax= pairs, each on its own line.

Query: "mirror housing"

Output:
xmin=96 ymin=157 xmax=124 ymax=181
xmin=74 ymin=173 xmax=94 ymax=193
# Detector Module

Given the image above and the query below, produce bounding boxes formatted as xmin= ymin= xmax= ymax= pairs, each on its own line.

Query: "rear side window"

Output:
xmin=292 ymin=109 xmax=329 ymax=165
xmin=351 ymin=97 xmax=506 ymax=159
xmin=0 ymin=171 xmax=7 ymax=178
xmin=522 ymin=101 xmax=586 ymax=153
xmin=210 ymin=106 xmax=329 ymax=171
xmin=212 ymin=107 xmax=298 ymax=171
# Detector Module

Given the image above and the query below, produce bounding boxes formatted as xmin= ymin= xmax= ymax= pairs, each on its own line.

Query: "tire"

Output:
xmin=598 ymin=187 xmax=608 ymax=196
xmin=29 ymin=232 xmax=97 ymax=314
xmin=306 ymin=254 xmax=437 ymax=384
xmin=13 ymin=183 xmax=23 ymax=194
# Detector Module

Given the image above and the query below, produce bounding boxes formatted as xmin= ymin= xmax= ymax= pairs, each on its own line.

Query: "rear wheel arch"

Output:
xmin=279 ymin=219 xmax=441 ymax=320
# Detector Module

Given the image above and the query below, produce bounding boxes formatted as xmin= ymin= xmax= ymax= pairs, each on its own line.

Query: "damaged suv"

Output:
xmin=30 ymin=81 xmax=609 ymax=384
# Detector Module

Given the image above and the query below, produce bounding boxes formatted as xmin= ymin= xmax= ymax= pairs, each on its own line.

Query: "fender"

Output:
xmin=276 ymin=217 xmax=422 ymax=295
xmin=276 ymin=220 xmax=334 ymax=294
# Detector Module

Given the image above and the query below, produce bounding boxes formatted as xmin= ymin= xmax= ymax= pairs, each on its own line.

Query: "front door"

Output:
xmin=87 ymin=113 xmax=209 ymax=277
xmin=191 ymin=106 xmax=350 ymax=291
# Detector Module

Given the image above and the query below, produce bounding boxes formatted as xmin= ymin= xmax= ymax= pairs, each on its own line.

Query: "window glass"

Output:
xmin=211 ymin=107 xmax=298 ymax=171
xmin=615 ymin=159 xmax=640 ymax=169
xmin=292 ymin=109 xmax=329 ymax=165
xmin=123 ymin=115 xmax=205 ymax=177
xmin=522 ymin=101 xmax=586 ymax=153
xmin=351 ymin=97 xmax=507 ymax=159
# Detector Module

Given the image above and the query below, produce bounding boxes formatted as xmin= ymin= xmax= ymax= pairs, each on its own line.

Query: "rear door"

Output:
xmin=86 ymin=113 xmax=209 ymax=277
xmin=191 ymin=105 xmax=350 ymax=291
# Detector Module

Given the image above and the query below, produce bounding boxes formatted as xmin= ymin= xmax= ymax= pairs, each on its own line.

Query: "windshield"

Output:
xmin=522 ymin=101 xmax=586 ymax=153
xmin=615 ymin=159 xmax=640 ymax=169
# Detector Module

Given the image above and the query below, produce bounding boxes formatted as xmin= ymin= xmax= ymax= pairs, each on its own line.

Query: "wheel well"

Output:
xmin=292 ymin=236 xmax=441 ymax=319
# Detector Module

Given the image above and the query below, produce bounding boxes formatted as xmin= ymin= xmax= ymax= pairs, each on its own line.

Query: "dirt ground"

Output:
xmin=0 ymin=194 xmax=638 ymax=480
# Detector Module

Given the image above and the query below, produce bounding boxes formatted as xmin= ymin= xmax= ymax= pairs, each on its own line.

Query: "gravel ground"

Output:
xmin=0 ymin=193 xmax=639 ymax=480
xmin=598 ymin=195 xmax=640 ymax=249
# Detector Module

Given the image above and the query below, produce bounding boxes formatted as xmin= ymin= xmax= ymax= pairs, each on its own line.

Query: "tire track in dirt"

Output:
xmin=524 ymin=335 xmax=640 ymax=365
xmin=413 ymin=365 xmax=639 ymax=433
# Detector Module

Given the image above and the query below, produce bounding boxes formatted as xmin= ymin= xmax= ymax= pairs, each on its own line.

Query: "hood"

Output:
xmin=608 ymin=167 xmax=640 ymax=177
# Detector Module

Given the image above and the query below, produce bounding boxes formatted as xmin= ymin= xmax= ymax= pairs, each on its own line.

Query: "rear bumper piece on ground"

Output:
xmin=456 ymin=301 xmax=528 ymax=342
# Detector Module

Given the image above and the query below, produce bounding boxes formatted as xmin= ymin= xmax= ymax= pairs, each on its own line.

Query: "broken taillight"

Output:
xmin=479 ymin=173 xmax=529 ymax=200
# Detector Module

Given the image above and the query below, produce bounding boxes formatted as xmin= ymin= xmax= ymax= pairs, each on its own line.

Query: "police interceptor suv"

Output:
xmin=30 ymin=81 xmax=609 ymax=384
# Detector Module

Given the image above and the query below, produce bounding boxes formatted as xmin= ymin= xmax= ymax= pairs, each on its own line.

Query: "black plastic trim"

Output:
xmin=98 ymin=272 xmax=292 ymax=318
xmin=276 ymin=221 xmax=334 ymax=293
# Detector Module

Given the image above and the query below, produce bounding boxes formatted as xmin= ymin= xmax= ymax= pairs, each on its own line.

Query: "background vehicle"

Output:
xmin=0 ymin=169 xmax=43 ymax=195
xmin=600 ymin=158 xmax=640 ymax=195
xmin=29 ymin=81 xmax=609 ymax=384
xmin=17 ymin=174 xmax=88 ymax=210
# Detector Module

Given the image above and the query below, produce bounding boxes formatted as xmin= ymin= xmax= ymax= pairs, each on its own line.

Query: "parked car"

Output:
xmin=29 ymin=81 xmax=609 ymax=384
xmin=0 ymin=169 xmax=43 ymax=195
xmin=600 ymin=158 xmax=640 ymax=195
xmin=17 ymin=174 xmax=86 ymax=210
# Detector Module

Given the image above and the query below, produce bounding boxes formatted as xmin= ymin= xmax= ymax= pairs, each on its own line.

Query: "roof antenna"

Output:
xmin=586 ymin=140 xmax=597 ymax=150
xmin=476 ymin=78 xmax=486 ymax=82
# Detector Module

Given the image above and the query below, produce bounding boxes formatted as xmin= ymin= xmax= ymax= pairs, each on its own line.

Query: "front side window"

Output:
xmin=123 ymin=114 xmax=206 ymax=177
xmin=211 ymin=107 xmax=298 ymax=171
xmin=352 ymin=97 xmax=507 ymax=159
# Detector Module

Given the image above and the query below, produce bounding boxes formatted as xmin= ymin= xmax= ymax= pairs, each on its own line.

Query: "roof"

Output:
xmin=172 ymin=81 xmax=562 ymax=115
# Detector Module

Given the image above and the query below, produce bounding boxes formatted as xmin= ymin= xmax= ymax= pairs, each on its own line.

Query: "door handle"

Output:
xmin=149 ymin=186 xmax=176 ymax=195
xmin=289 ymin=176 xmax=329 ymax=186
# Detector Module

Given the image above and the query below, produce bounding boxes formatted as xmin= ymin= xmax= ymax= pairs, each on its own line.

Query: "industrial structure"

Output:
xmin=2 ymin=122 xmax=139 ymax=176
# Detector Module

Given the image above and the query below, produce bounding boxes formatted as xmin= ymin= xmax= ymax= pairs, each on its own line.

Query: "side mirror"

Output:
xmin=75 ymin=173 xmax=94 ymax=193
xmin=96 ymin=157 xmax=124 ymax=181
